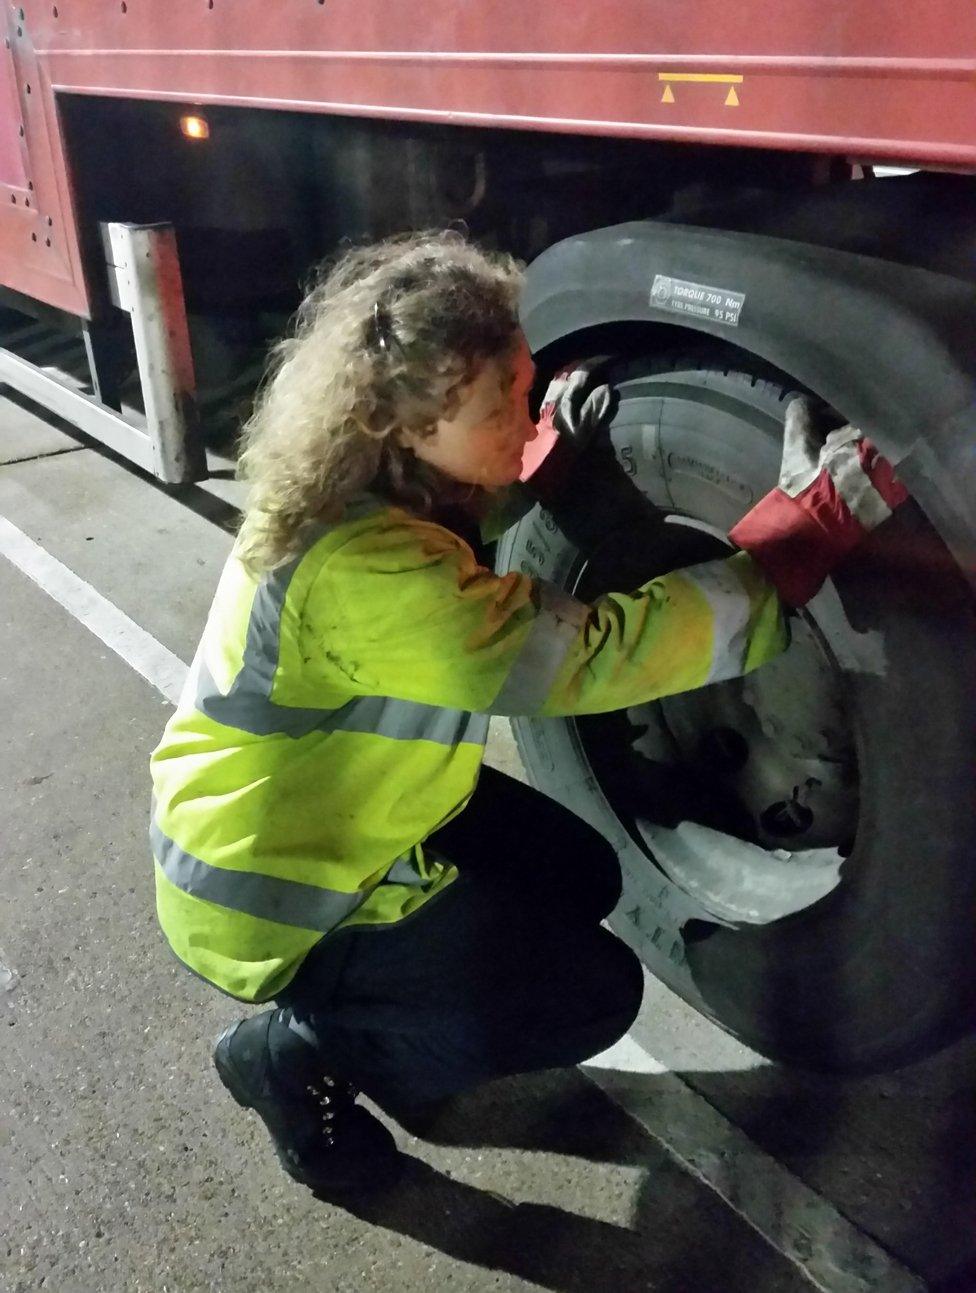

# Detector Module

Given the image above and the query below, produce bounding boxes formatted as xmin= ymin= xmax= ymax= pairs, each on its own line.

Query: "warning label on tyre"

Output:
xmin=650 ymin=275 xmax=745 ymax=327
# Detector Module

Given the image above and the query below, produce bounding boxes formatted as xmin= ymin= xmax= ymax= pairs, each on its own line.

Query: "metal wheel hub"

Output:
xmin=575 ymin=517 xmax=860 ymax=925
xmin=654 ymin=613 xmax=856 ymax=853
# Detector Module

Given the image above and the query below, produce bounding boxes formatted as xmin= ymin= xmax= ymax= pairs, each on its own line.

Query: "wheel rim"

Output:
xmin=572 ymin=511 xmax=861 ymax=927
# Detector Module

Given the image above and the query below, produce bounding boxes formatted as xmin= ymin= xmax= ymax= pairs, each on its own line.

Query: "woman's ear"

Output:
xmin=394 ymin=427 xmax=420 ymax=454
xmin=397 ymin=425 xmax=437 ymax=457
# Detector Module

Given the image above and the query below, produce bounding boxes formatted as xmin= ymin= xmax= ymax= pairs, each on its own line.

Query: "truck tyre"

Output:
xmin=497 ymin=351 xmax=976 ymax=1072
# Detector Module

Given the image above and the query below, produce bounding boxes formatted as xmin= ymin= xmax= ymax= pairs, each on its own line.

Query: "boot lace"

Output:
xmin=304 ymin=1075 xmax=357 ymax=1147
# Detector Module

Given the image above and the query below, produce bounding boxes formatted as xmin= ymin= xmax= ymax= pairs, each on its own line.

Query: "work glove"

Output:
xmin=728 ymin=395 xmax=909 ymax=607
xmin=520 ymin=356 xmax=618 ymax=494
xmin=538 ymin=357 xmax=616 ymax=445
xmin=481 ymin=357 xmax=617 ymax=543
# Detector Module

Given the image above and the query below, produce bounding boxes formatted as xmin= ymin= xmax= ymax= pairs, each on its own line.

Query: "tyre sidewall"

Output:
xmin=498 ymin=358 xmax=976 ymax=1071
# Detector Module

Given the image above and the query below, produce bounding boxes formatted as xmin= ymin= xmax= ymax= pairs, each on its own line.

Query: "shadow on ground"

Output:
xmin=325 ymin=1067 xmax=806 ymax=1293
xmin=323 ymin=1058 xmax=975 ymax=1292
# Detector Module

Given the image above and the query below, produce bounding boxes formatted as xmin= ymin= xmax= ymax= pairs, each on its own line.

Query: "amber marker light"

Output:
xmin=179 ymin=114 xmax=210 ymax=141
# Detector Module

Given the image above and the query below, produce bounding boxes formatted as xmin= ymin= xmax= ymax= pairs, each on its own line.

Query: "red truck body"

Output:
xmin=1 ymin=1 xmax=974 ymax=317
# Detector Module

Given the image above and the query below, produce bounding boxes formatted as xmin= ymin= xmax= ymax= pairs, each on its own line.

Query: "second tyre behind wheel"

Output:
xmin=497 ymin=349 xmax=976 ymax=1073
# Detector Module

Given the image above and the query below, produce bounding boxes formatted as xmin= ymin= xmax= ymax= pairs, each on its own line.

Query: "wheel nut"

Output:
xmin=760 ymin=798 xmax=814 ymax=837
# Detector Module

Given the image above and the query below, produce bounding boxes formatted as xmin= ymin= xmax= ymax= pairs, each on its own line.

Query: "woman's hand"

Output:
xmin=538 ymin=357 xmax=617 ymax=446
xmin=729 ymin=395 xmax=909 ymax=607
xmin=521 ymin=357 xmax=618 ymax=485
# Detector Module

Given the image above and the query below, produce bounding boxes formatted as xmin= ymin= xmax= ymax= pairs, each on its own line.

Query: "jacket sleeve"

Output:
xmin=304 ymin=513 xmax=789 ymax=718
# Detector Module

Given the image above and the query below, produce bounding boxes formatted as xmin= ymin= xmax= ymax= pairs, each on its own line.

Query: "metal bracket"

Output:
xmin=0 ymin=221 xmax=205 ymax=484
xmin=99 ymin=221 xmax=205 ymax=483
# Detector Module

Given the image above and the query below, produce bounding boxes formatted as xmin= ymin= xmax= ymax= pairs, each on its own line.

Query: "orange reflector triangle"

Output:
xmin=725 ymin=86 xmax=740 ymax=106
xmin=662 ymin=84 xmax=675 ymax=104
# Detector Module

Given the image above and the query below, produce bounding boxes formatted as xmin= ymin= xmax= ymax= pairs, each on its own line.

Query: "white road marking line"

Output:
xmin=583 ymin=1035 xmax=924 ymax=1293
xmin=0 ymin=508 xmax=924 ymax=1291
xmin=0 ymin=514 xmax=188 ymax=705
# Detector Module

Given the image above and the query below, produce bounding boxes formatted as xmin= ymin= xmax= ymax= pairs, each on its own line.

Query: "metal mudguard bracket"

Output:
xmin=0 ymin=222 xmax=206 ymax=485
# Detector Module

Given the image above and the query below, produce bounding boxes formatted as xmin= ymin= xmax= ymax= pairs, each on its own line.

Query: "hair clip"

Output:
xmin=372 ymin=301 xmax=395 ymax=355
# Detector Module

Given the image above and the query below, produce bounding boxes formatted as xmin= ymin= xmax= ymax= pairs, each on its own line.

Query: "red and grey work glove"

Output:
xmin=521 ymin=357 xmax=617 ymax=491
xmin=729 ymin=395 xmax=909 ymax=607
xmin=482 ymin=356 xmax=619 ymax=542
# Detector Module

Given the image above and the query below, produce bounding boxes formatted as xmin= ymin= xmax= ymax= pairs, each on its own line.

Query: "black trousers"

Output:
xmin=275 ymin=766 xmax=644 ymax=1106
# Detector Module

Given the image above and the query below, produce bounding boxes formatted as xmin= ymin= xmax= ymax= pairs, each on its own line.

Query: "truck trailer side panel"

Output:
xmin=1 ymin=0 xmax=975 ymax=316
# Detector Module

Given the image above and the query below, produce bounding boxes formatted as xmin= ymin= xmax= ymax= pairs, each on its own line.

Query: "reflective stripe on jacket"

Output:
xmin=150 ymin=498 xmax=787 ymax=1002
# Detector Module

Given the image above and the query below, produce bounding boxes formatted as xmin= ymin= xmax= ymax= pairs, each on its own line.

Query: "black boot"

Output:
xmin=213 ymin=1010 xmax=402 ymax=1193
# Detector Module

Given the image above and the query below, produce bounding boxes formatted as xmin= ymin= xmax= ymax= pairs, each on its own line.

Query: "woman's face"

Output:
xmin=401 ymin=333 xmax=539 ymax=489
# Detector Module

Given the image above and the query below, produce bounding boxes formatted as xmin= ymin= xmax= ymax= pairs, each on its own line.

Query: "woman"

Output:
xmin=149 ymin=229 xmax=905 ymax=1193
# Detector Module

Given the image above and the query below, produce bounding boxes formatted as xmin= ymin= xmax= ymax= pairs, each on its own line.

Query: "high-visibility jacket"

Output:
xmin=150 ymin=496 xmax=787 ymax=1002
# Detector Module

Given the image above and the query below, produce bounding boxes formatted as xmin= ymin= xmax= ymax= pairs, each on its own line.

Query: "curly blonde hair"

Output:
xmin=236 ymin=229 xmax=525 ymax=571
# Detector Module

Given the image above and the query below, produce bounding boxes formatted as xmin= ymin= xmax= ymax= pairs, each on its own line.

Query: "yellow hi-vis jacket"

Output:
xmin=150 ymin=497 xmax=787 ymax=1002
